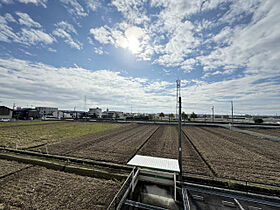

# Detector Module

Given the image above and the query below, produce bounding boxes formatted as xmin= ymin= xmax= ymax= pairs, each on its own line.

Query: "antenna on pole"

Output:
xmin=176 ymin=80 xmax=181 ymax=119
xmin=176 ymin=80 xmax=182 ymax=179
xmin=212 ymin=106 xmax=214 ymax=122
xmin=231 ymin=100 xmax=234 ymax=124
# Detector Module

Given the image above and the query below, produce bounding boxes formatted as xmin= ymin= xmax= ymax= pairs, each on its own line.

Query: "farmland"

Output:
xmin=183 ymin=126 xmax=280 ymax=185
xmin=23 ymin=122 xmax=279 ymax=185
xmin=1 ymin=121 xmax=280 ymax=207
xmin=243 ymin=127 xmax=280 ymax=138
xmin=0 ymin=121 xmax=123 ymax=149
xmin=0 ymin=161 xmax=122 ymax=209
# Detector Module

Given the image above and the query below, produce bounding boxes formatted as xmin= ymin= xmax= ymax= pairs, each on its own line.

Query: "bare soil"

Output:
xmin=243 ymin=128 xmax=280 ymax=138
xmin=35 ymin=123 xmax=139 ymax=155
xmin=138 ymin=126 xmax=213 ymax=176
xmin=0 ymin=159 xmax=30 ymax=177
xmin=0 ymin=166 xmax=122 ymax=209
xmin=183 ymin=126 xmax=280 ymax=185
xmin=71 ymin=124 xmax=159 ymax=164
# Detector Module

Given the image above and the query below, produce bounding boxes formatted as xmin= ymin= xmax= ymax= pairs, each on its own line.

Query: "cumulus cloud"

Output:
xmin=52 ymin=21 xmax=82 ymax=50
xmin=60 ymin=0 xmax=87 ymax=17
xmin=198 ymin=0 xmax=280 ymax=77
xmin=0 ymin=58 xmax=279 ymax=114
xmin=94 ymin=47 xmax=104 ymax=55
xmin=16 ymin=12 xmax=41 ymax=28
xmin=20 ymin=28 xmax=54 ymax=45
xmin=90 ymin=24 xmax=153 ymax=60
xmin=0 ymin=58 xmax=175 ymax=112
xmin=93 ymin=0 xmax=279 ymax=79
xmin=4 ymin=13 xmax=16 ymax=22
xmin=0 ymin=14 xmax=55 ymax=45
xmin=18 ymin=0 xmax=48 ymax=8
xmin=87 ymin=0 xmax=100 ymax=12
xmin=111 ymin=0 xmax=150 ymax=24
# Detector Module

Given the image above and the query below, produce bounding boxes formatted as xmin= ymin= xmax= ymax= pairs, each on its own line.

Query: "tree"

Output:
xmin=159 ymin=112 xmax=164 ymax=120
xmin=182 ymin=112 xmax=188 ymax=121
xmin=91 ymin=113 xmax=97 ymax=119
xmin=168 ymin=113 xmax=174 ymax=121
xmin=254 ymin=118 xmax=263 ymax=124
xmin=190 ymin=112 xmax=197 ymax=119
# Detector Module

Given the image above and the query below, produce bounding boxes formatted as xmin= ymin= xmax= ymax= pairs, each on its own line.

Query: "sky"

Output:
xmin=0 ymin=0 xmax=279 ymax=115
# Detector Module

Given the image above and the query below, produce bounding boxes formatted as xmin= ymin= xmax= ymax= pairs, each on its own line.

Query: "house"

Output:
xmin=0 ymin=106 xmax=13 ymax=120
xmin=88 ymin=107 xmax=102 ymax=118
xmin=36 ymin=107 xmax=58 ymax=117
xmin=13 ymin=108 xmax=39 ymax=120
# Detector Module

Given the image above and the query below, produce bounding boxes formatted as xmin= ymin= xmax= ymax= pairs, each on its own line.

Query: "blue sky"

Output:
xmin=0 ymin=0 xmax=279 ymax=115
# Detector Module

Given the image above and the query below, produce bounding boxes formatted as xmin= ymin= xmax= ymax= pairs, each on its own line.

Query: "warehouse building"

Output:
xmin=36 ymin=107 xmax=58 ymax=117
xmin=0 ymin=106 xmax=13 ymax=120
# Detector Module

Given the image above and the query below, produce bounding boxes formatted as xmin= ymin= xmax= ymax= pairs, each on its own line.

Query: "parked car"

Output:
xmin=0 ymin=118 xmax=10 ymax=122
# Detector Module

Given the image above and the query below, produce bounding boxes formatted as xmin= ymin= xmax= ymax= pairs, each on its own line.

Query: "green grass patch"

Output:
xmin=0 ymin=122 xmax=122 ymax=148
xmin=0 ymin=120 xmax=63 ymax=127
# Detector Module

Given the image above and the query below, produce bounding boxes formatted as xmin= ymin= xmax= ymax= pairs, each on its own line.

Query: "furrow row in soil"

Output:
xmin=0 ymin=166 xmax=122 ymax=209
xmin=70 ymin=125 xmax=159 ymax=164
xmin=200 ymin=126 xmax=280 ymax=162
xmin=35 ymin=123 xmax=138 ymax=155
xmin=183 ymin=126 xmax=280 ymax=185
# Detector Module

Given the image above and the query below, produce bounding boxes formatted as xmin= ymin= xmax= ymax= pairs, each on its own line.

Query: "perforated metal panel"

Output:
xmin=127 ymin=155 xmax=180 ymax=173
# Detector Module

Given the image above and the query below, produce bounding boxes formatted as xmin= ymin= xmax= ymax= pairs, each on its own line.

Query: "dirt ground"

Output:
xmin=0 ymin=165 xmax=122 ymax=210
xmin=0 ymin=121 xmax=122 ymax=149
xmin=70 ymin=124 xmax=159 ymax=163
xmin=0 ymin=159 xmax=31 ymax=177
xmin=183 ymin=126 xmax=280 ymax=185
xmin=138 ymin=125 xmax=213 ymax=176
xmin=4 ymin=123 xmax=280 ymax=186
xmin=243 ymin=127 xmax=280 ymax=138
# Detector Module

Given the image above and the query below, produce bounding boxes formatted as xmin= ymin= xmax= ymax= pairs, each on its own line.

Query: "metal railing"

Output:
xmin=107 ymin=167 xmax=137 ymax=210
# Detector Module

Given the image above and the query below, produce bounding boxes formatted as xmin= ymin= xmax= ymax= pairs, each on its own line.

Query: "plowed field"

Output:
xmin=0 ymin=164 xmax=122 ymax=209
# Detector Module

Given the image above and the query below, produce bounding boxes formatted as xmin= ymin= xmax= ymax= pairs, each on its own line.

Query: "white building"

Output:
xmin=36 ymin=107 xmax=58 ymax=117
xmin=88 ymin=107 xmax=102 ymax=118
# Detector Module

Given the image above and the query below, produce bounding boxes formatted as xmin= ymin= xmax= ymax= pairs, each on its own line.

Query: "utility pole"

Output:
xmin=212 ymin=106 xmax=214 ymax=122
xmin=178 ymin=96 xmax=182 ymax=179
xmin=231 ymin=101 xmax=234 ymax=123
xmin=176 ymin=80 xmax=180 ymax=120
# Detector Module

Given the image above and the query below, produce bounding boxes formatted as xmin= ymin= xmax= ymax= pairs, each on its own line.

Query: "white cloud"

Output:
xmin=0 ymin=57 xmax=279 ymax=114
xmin=0 ymin=58 xmax=176 ymax=112
xmin=53 ymin=21 xmax=82 ymax=50
xmin=60 ymin=0 xmax=87 ymax=17
xmin=4 ymin=13 xmax=16 ymax=22
xmin=198 ymin=0 xmax=280 ymax=76
xmin=20 ymin=28 xmax=55 ymax=45
xmin=87 ymin=0 xmax=100 ymax=12
xmin=0 ymin=14 xmax=55 ymax=45
xmin=0 ymin=0 xmax=13 ymax=4
xmin=55 ymin=21 xmax=77 ymax=34
xmin=0 ymin=17 xmax=18 ymax=42
xmin=94 ymin=47 xmax=104 ymax=55
xmin=16 ymin=12 xmax=41 ymax=28
xmin=89 ymin=25 xmax=114 ymax=45
xmin=48 ymin=47 xmax=56 ymax=52
xmin=18 ymin=0 xmax=48 ymax=8
xmin=90 ymin=24 xmax=153 ymax=60
xmin=111 ymin=0 xmax=150 ymax=24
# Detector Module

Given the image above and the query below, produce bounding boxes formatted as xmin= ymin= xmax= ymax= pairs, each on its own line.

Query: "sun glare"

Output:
xmin=127 ymin=36 xmax=140 ymax=54
xmin=124 ymin=26 xmax=144 ymax=54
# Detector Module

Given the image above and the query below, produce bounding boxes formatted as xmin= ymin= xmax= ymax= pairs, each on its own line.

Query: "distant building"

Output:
xmin=0 ymin=106 xmax=13 ymax=119
xmin=36 ymin=107 xmax=58 ymax=117
xmin=88 ymin=107 xmax=102 ymax=118
xmin=13 ymin=108 xmax=39 ymax=120
xmin=102 ymin=110 xmax=123 ymax=119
